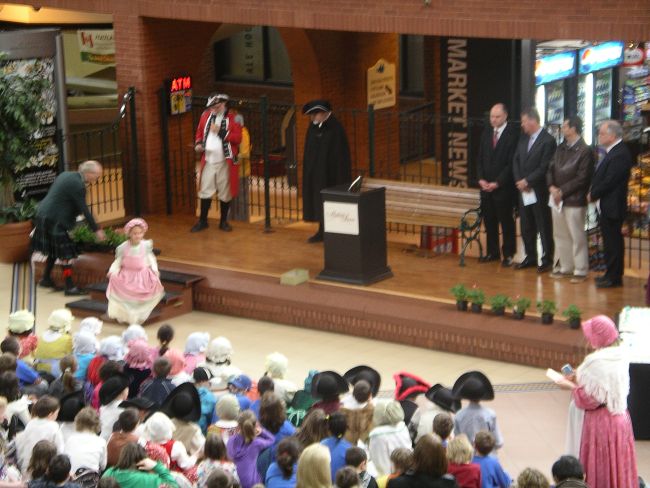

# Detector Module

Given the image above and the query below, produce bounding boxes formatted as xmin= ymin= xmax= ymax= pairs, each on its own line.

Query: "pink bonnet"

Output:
xmin=124 ymin=218 xmax=148 ymax=235
xmin=581 ymin=315 xmax=619 ymax=349
xmin=125 ymin=339 xmax=154 ymax=370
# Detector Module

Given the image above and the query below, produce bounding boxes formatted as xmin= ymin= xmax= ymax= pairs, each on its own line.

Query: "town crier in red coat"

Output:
xmin=191 ymin=93 xmax=242 ymax=233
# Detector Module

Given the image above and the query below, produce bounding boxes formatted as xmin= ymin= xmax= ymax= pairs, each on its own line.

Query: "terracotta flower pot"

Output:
xmin=0 ymin=221 xmax=33 ymax=263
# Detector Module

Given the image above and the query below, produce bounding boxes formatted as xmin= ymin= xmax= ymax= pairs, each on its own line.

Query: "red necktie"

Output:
xmin=492 ymin=130 xmax=498 ymax=148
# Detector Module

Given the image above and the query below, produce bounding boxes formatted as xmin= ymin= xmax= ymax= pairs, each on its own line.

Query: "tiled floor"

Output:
xmin=1 ymin=262 xmax=647 ymax=481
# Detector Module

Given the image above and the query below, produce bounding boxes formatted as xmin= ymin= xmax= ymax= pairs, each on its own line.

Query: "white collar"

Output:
xmin=606 ymin=139 xmax=622 ymax=153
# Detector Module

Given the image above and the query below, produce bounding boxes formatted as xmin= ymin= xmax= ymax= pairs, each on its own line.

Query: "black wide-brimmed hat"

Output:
xmin=99 ymin=373 xmax=130 ymax=406
xmin=311 ymin=371 xmax=349 ymax=400
xmin=160 ymin=383 xmax=201 ymax=422
xmin=393 ymin=372 xmax=430 ymax=401
xmin=425 ymin=384 xmax=461 ymax=413
xmin=452 ymin=371 xmax=494 ymax=401
xmin=57 ymin=390 xmax=85 ymax=422
xmin=119 ymin=396 xmax=157 ymax=411
xmin=302 ymin=99 xmax=332 ymax=115
xmin=344 ymin=365 xmax=381 ymax=397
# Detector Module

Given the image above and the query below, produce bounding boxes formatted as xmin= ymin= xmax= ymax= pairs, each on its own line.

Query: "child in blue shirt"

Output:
xmin=1 ymin=336 xmax=48 ymax=397
xmin=320 ymin=412 xmax=353 ymax=482
xmin=228 ymin=374 xmax=252 ymax=411
xmin=194 ymin=366 xmax=217 ymax=433
xmin=472 ymin=431 xmax=511 ymax=488
xmin=73 ymin=330 xmax=97 ymax=381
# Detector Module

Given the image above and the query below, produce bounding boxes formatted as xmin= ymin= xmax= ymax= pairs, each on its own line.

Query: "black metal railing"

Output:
xmin=64 ymin=87 xmax=140 ymax=224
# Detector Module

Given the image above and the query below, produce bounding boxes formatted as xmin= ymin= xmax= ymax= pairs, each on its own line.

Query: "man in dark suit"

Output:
xmin=512 ymin=108 xmax=557 ymax=272
xmin=476 ymin=103 xmax=519 ymax=267
xmin=589 ymin=120 xmax=633 ymax=288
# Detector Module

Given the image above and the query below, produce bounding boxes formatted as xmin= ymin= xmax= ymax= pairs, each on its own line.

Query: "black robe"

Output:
xmin=302 ymin=114 xmax=352 ymax=222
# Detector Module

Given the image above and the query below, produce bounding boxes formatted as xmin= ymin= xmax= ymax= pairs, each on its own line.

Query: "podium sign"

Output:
xmin=317 ymin=185 xmax=392 ymax=285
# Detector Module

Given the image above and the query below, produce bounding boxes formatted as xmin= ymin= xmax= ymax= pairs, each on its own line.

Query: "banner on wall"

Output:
xmin=77 ymin=29 xmax=115 ymax=65
xmin=439 ymin=37 xmax=520 ymax=187
xmin=0 ymin=29 xmax=66 ymax=201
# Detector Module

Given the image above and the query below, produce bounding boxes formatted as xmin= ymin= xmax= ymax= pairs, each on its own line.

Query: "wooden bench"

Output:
xmin=362 ymin=178 xmax=482 ymax=265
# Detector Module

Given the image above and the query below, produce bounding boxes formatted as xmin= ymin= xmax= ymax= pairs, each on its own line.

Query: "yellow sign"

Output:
xmin=367 ymin=58 xmax=396 ymax=110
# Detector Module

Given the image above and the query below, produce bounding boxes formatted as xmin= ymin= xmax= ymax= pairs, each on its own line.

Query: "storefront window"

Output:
xmin=400 ymin=35 xmax=424 ymax=95
xmin=214 ymin=26 xmax=292 ymax=85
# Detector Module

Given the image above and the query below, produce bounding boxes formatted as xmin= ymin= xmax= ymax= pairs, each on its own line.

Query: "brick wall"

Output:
xmin=34 ymin=0 xmax=650 ymax=41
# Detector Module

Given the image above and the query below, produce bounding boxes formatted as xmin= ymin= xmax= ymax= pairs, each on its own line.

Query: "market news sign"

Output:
xmin=77 ymin=30 xmax=115 ymax=65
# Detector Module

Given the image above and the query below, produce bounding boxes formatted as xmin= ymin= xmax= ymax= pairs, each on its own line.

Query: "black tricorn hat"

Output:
xmin=425 ymin=384 xmax=461 ymax=413
xmin=57 ymin=390 xmax=85 ymax=422
xmin=99 ymin=373 xmax=130 ymax=406
xmin=119 ymin=396 xmax=157 ymax=411
xmin=344 ymin=365 xmax=381 ymax=397
xmin=452 ymin=371 xmax=495 ymax=401
xmin=160 ymin=383 xmax=201 ymax=422
xmin=311 ymin=370 xmax=349 ymax=400
xmin=302 ymin=99 xmax=332 ymax=115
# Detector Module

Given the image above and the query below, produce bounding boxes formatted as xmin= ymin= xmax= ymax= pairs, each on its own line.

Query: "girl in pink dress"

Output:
xmin=558 ymin=315 xmax=638 ymax=488
xmin=106 ymin=218 xmax=165 ymax=324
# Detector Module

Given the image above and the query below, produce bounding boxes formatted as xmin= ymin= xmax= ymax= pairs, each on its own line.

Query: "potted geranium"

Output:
xmin=537 ymin=299 xmax=557 ymax=325
xmin=562 ymin=304 xmax=582 ymax=330
xmin=489 ymin=294 xmax=511 ymax=316
xmin=451 ymin=284 xmax=469 ymax=311
xmin=467 ymin=286 xmax=485 ymax=313
xmin=513 ymin=296 xmax=531 ymax=320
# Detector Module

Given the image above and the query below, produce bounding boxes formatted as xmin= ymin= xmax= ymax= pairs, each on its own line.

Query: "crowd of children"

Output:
xmin=0 ymin=312 xmax=626 ymax=488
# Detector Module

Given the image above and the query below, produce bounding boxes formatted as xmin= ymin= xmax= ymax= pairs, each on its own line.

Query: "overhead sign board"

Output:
xmin=579 ymin=41 xmax=624 ymax=74
xmin=535 ymin=51 xmax=576 ymax=85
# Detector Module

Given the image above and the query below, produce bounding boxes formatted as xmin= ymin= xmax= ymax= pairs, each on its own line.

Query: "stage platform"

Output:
xmin=51 ymin=214 xmax=647 ymax=369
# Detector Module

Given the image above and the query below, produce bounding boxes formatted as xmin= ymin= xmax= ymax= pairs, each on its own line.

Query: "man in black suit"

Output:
xmin=476 ymin=103 xmax=519 ymax=267
xmin=589 ymin=120 xmax=633 ymax=288
xmin=512 ymin=108 xmax=557 ymax=272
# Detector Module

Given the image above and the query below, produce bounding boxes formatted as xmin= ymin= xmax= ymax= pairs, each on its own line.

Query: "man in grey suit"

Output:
xmin=512 ymin=108 xmax=557 ymax=272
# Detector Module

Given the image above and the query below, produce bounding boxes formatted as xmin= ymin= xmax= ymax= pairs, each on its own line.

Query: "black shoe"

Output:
xmin=219 ymin=222 xmax=233 ymax=232
xmin=515 ymin=258 xmax=536 ymax=270
xmin=595 ymin=275 xmax=608 ymax=283
xmin=190 ymin=221 xmax=208 ymax=233
xmin=307 ymin=232 xmax=324 ymax=243
xmin=537 ymin=262 xmax=552 ymax=273
xmin=64 ymin=287 xmax=88 ymax=296
xmin=39 ymin=278 xmax=57 ymax=288
xmin=596 ymin=279 xmax=622 ymax=289
xmin=479 ymin=254 xmax=499 ymax=263
xmin=501 ymin=257 xmax=514 ymax=267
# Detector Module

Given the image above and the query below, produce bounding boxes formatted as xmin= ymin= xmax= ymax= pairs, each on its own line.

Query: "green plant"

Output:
xmin=450 ymin=284 xmax=468 ymax=301
xmin=489 ymin=294 xmax=512 ymax=310
xmin=467 ymin=287 xmax=485 ymax=305
xmin=562 ymin=304 xmax=582 ymax=321
xmin=0 ymin=198 xmax=37 ymax=224
xmin=0 ymin=53 xmax=49 ymax=207
xmin=513 ymin=296 xmax=531 ymax=312
xmin=104 ymin=227 xmax=127 ymax=247
xmin=70 ymin=223 xmax=127 ymax=249
xmin=70 ymin=223 xmax=97 ymax=244
xmin=537 ymin=299 xmax=557 ymax=315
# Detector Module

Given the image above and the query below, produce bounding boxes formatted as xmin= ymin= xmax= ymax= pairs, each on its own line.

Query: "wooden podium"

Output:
xmin=316 ymin=185 xmax=393 ymax=285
